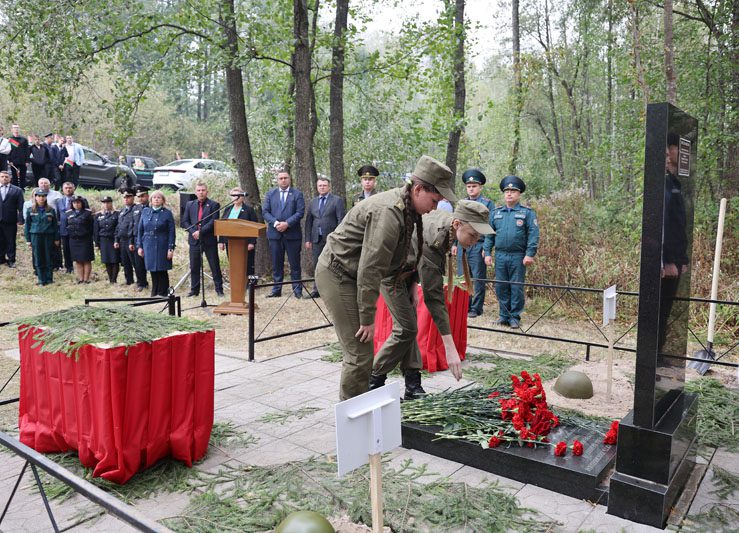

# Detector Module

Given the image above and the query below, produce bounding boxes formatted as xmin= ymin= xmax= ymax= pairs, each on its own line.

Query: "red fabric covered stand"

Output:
xmin=374 ymin=285 xmax=469 ymax=372
xmin=18 ymin=328 xmax=215 ymax=484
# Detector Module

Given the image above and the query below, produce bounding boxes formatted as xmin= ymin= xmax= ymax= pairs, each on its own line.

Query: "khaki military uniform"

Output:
xmin=372 ymin=210 xmax=455 ymax=376
xmin=316 ymin=186 xmax=415 ymax=400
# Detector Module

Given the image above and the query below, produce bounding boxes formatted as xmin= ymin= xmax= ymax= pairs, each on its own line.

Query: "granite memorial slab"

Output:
xmin=402 ymin=421 xmax=617 ymax=503
xmin=607 ymin=103 xmax=699 ymax=529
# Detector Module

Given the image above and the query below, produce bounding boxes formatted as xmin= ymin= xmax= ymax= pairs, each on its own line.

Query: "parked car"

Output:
xmin=152 ymin=159 xmax=232 ymax=190
xmin=26 ymin=145 xmax=137 ymax=190
xmin=124 ymin=155 xmax=159 ymax=187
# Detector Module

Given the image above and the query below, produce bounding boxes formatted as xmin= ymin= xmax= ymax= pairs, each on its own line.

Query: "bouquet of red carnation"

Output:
xmin=603 ymin=420 xmax=619 ymax=444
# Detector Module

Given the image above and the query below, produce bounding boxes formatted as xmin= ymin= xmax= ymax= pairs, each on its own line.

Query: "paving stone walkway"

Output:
xmin=0 ymin=347 xmax=735 ymax=532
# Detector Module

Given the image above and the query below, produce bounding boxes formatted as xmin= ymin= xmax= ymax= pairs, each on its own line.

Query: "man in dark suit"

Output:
xmin=182 ymin=181 xmax=224 ymax=297
xmin=0 ymin=170 xmax=25 ymax=267
xmin=8 ymin=124 xmax=30 ymax=189
xmin=304 ymin=177 xmax=345 ymax=298
xmin=262 ymin=170 xmax=305 ymax=298
xmin=45 ymin=133 xmax=63 ymax=190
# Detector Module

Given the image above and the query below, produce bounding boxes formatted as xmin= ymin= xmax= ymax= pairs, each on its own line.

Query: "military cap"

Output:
xmin=499 ymin=175 xmax=526 ymax=193
xmin=454 ymin=200 xmax=495 ymax=235
xmin=44 ymin=132 xmax=53 ymax=138
xmin=462 ymin=168 xmax=486 ymax=186
xmin=357 ymin=165 xmax=379 ymax=179
xmin=121 ymin=188 xmax=135 ymax=197
xmin=100 ymin=196 xmax=113 ymax=203
xmin=412 ymin=155 xmax=458 ymax=203
xmin=135 ymin=185 xmax=150 ymax=195
xmin=71 ymin=195 xmax=86 ymax=202
xmin=33 ymin=188 xmax=48 ymax=196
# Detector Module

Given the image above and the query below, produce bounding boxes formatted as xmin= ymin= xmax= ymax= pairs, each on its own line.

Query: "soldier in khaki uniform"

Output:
xmin=371 ymin=200 xmax=495 ymax=399
xmin=352 ymin=165 xmax=379 ymax=207
xmin=316 ymin=155 xmax=458 ymax=401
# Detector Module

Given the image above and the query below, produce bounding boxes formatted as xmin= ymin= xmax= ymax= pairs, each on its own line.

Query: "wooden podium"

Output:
xmin=213 ymin=219 xmax=266 ymax=315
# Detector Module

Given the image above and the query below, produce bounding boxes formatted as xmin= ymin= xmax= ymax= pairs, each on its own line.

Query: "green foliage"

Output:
xmin=710 ymin=466 xmax=739 ymax=500
xmin=258 ymin=407 xmax=321 ymax=425
xmin=684 ymin=378 xmax=739 ymax=451
xmin=15 ymin=305 xmax=212 ymax=359
xmin=163 ymin=458 xmax=559 ymax=532
xmin=464 ymin=352 xmax=574 ymax=389
xmin=320 ymin=342 xmax=344 ymax=363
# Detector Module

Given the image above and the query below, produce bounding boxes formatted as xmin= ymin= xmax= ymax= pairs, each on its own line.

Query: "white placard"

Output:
xmin=335 ymin=381 xmax=402 ymax=477
xmin=603 ymin=285 xmax=617 ymax=326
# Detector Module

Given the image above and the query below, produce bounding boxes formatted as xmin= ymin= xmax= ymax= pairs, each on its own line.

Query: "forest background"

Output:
xmin=0 ymin=0 xmax=736 ymax=321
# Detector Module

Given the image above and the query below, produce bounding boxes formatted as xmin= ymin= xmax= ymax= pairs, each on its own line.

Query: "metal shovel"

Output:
xmin=689 ymin=198 xmax=727 ymax=375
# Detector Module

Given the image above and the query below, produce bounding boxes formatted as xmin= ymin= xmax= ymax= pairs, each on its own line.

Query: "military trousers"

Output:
xmin=315 ymin=258 xmax=373 ymax=401
xmin=373 ymin=277 xmax=422 ymax=377
xmin=119 ymin=238 xmax=135 ymax=284
xmin=457 ymin=241 xmax=487 ymax=315
xmin=30 ymin=234 xmax=54 ymax=284
xmin=494 ymin=251 xmax=526 ymax=321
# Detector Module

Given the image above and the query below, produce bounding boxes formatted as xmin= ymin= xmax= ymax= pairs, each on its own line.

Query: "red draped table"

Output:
xmin=374 ymin=285 xmax=469 ymax=372
xmin=18 ymin=328 xmax=215 ymax=484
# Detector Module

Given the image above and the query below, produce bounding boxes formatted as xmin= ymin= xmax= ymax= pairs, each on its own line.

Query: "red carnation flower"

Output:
xmin=554 ymin=441 xmax=567 ymax=456
xmin=488 ymin=435 xmax=501 ymax=448
xmin=488 ymin=391 xmax=500 ymax=398
xmin=572 ymin=440 xmax=584 ymax=456
xmin=603 ymin=420 xmax=620 ymax=445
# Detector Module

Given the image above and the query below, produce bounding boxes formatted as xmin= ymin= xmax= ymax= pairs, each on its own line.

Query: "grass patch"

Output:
xmin=258 ymin=407 xmax=320 ymax=425
xmin=36 ymin=421 xmax=257 ymax=503
xmin=162 ymin=458 xmax=559 ymax=532
xmin=465 ymin=352 xmax=574 ymax=388
xmin=684 ymin=378 xmax=739 ymax=451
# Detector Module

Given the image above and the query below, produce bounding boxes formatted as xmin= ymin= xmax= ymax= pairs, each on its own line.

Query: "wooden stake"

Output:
xmin=607 ymin=322 xmax=614 ymax=402
xmin=369 ymin=453 xmax=383 ymax=533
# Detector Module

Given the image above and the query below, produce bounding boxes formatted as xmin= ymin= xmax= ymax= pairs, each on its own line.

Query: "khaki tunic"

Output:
xmin=317 ymin=186 xmax=414 ymax=400
xmin=418 ymin=209 xmax=455 ymax=336
xmin=351 ymin=189 xmax=378 ymax=207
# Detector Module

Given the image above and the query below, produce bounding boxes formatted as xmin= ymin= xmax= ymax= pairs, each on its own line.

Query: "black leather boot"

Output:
xmin=369 ymin=373 xmax=387 ymax=390
xmin=403 ymin=369 xmax=426 ymax=400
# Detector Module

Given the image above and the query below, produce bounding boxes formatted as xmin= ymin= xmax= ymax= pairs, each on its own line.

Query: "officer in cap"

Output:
xmin=352 ymin=165 xmax=379 ymax=207
xmin=483 ymin=175 xmax=539 ymax=328
xmin=316 ymin=155 xmax=458 ymax=401
xmin=24 ymin=188 xmax=60 ymax=285
xmin=131 ymin=185 xmax=150 ymax=290
xmin=115 ymin=188 xmax=137 ymax=285
xmin=94 ymin=196 xmax=120 ymax=283
xmin=454 ymin=168 xmax=494 ymax=318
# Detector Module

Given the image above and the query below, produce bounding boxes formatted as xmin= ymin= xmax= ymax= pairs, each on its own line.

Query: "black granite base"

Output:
xmin=607 ymin=392 xmax=698 ymax=528
xmin=402 ymin=422 xmax=617 ymax=503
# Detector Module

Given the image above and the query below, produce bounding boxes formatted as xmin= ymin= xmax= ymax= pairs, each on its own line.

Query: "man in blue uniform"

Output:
xmin=484 ymin=175 xmax=539 ymax=328
xmin=454 ymin=168 xmax=494 ymax=318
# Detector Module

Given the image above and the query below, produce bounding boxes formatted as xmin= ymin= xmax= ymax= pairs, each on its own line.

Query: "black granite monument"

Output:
xmin=607 ymin=103 xmax=699 ymax=528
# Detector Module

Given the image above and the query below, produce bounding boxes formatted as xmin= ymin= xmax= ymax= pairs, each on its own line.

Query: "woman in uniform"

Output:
xmin=136 ymin=190 xmax=175 ymax=298
xmin=24 ymin=189 xmax=60 ymax=285
xmin=315 ymin=155 xmax=458 ymax=401
xmin=94 ymin=196 xmax=120 ymax=283
xmin=371 ymin=200 xmax=495 ymax=399
xmin=66 ymin=195 xmax=94 ymax=283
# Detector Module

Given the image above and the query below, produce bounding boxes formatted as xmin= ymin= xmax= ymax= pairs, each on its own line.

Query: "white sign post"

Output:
xmin=335 ymin=382 xmax=402 ymax=533
xmin=603 ymin=285 xmax=617 ymax=401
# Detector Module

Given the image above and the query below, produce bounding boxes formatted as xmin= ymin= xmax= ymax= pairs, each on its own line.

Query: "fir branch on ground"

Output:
xmin=320 ymin=343 xmax=343 ymax=363
xmin=14 ymin=305 xmax=212 ymax=359
xmin=36 ymin=423 xmax=257 ymax=503
xmin=465 ymin=352 xmax=574 ymax=388
xmin=684 ymin=378 xmax=739 ymax=451
xmin=162 ymin=458 xmax=559 ymax=532
xmin=258 ymin=407 xmax=321 ymax=425
xmin=682 ymin=504 xmax=739 ymax=533
xmin=710 ymin=466 xmax=739 ymax=500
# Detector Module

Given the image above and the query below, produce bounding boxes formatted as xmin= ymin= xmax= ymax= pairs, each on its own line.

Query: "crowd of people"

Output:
xmin=1 ymin=153 xmax=540 ymax=401
xmin=0 ymin=124 xmax=85 ymax=189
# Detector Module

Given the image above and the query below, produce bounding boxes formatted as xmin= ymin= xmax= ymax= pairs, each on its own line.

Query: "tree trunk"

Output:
xmin=508 ymin=0 xmax=522 ymax=176
xmin=543 ymin=0 xmax=564 ymax=180
xmin=445 ymin=0 xmax=466 ymax=177
xmin=606 ymin=0 xmax=614 ymax=189
xmin=283 ymin=73 xmax=295 ymax=174
xmin=329 ymin=0 xmax=349 ymax=201
xmin=631 ymin=2 xmax=649 ymax=110
xmin=293 ymin=0 xmax=316 ymax=195
xmin=219 ymin=0 xmax=267 ymax=273
xmin=725 ymin=0 xmax=739 ymax=195
xmin=664 ymin=0 xmax=677 ymax=104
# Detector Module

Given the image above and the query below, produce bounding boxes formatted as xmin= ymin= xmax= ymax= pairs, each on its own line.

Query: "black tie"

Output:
xmin=319 ymin=196 xmax=326 ymax=216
